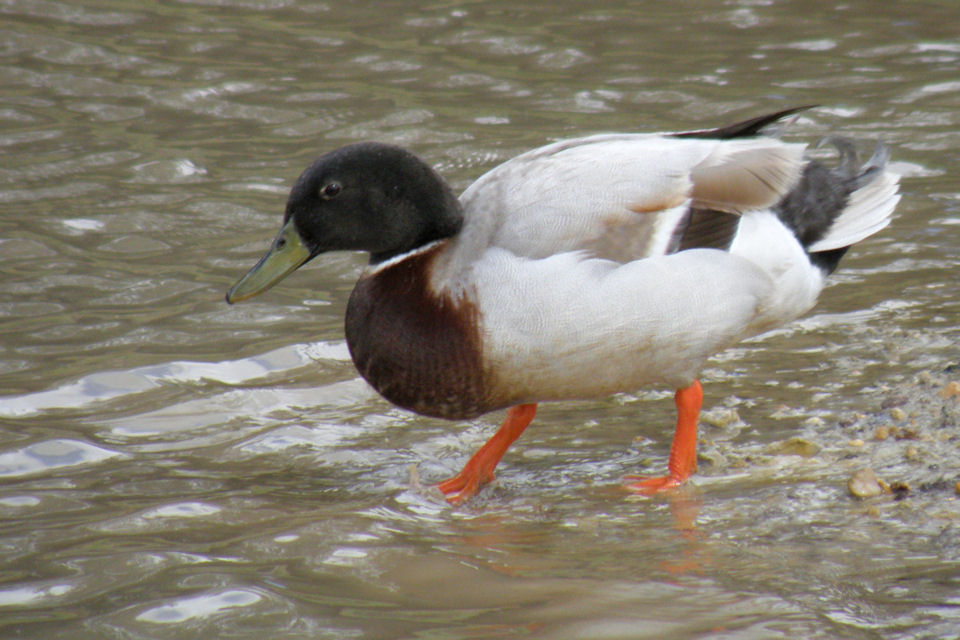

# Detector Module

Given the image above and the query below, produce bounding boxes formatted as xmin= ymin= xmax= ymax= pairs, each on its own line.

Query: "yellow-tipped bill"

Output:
xmin=226 ymin=219 xmax=311 ymax=303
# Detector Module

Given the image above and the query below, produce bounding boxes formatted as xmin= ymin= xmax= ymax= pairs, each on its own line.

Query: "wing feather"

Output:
xmin=442 ymin=133 xmax=808 ymax=276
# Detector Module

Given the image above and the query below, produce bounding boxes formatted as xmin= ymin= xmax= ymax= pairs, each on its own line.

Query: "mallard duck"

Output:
xmin=226 ymin=107 xmax=900 ymax=503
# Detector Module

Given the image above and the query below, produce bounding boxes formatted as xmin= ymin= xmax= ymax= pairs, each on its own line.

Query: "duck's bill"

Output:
xmin=226 ymin=219 xmax=311 ymax=304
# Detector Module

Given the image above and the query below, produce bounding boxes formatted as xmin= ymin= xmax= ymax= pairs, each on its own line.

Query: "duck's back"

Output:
xmin=442 ymin=133 xmax=807 ymax=271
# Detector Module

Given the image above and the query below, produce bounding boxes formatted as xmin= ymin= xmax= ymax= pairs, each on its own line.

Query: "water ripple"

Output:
xmin=0 ymin=439 xmax=123 ymax=478
xmin=0 ymin=342 xmax=349 ymax=417
xmin=136 ymin=589 xmax=263 ymax=624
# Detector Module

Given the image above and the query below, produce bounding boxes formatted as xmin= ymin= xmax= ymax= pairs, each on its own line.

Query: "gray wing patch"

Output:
xmin=670 ymin=208 xmax=741 ymax=253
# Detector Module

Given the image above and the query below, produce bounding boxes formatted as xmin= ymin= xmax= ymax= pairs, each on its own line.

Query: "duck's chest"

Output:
xmin=344 ymin=249 xmax=493 ymax=420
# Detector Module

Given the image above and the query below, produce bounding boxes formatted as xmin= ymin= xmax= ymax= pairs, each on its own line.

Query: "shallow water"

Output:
xmin=2 ymin=1 xmax=960 ymax=638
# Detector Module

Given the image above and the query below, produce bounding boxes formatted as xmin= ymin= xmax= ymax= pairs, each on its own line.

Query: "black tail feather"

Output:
xmin=808 ymin=247 xmax=849 ymax=274
xmin=775 ymin=138 xmax=889 ymax=274
xmin=672 ymin=105 xmax=817 ymax=140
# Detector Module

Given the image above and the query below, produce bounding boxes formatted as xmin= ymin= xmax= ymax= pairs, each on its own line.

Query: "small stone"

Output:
xmin=890 ymin=481 xmax=910 ymax=495
xmin=849 ymin=468 xmax=885 ymax=498
xmin=939 ymin=381 xmax=960 ymax=399
xmin=848 ymin=438 xmax=865 ymax=447
xmin=890 ymin=407 xmax=907 ymax=421
xmin=955 ymin=481 xmax=960 ymax=495
xmin=874 ymin=426 xmax=891 ymax=441
xmin=904 ymin=445 xmax=920 ymax=461
xmin=767 ymin=437 xmax=820 ymax=457
xmin=701 ymin=407 xmax=741 ymax=428
xmin=881 ymin=395 xmax=908 ymax=409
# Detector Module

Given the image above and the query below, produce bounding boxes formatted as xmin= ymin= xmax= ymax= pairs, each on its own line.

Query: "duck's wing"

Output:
xmin=456 ymin=131 xmax=807 ymax=264
xmin=471 ymin=238 xmax=816 ymax=407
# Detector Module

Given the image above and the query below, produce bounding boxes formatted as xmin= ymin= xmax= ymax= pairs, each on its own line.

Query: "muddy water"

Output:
xmin=2 ymin=1 xmax=960 ymax=638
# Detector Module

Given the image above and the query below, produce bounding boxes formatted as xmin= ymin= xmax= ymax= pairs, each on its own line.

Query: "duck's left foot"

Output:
xmin=436 ymin=465 xmax=494 ymax=504
xmin=435 ymin=403 xmax=538 ymax=504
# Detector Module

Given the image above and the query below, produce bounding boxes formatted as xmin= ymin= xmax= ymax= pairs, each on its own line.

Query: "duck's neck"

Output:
xmin=367 ymin=183 xmax=464 ymax=265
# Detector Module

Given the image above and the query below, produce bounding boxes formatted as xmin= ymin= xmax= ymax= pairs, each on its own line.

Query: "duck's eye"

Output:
xmin=320 ymin=182 xmax=342 ymax=200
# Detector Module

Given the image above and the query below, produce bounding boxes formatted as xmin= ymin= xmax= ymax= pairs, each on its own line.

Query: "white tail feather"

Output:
xmin=807 ymin=169 xmax=901 ymax=253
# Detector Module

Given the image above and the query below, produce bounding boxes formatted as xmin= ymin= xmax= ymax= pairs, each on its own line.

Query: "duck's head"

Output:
xmin=226 ymin=142 xmax=463 ymax=303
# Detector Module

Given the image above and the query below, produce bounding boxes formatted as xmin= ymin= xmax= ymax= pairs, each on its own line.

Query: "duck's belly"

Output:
xmin=473 ymin=248 xmax=780 ymax=405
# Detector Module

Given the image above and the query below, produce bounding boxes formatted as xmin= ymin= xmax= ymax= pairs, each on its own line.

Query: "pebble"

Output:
xmin=849 ymin=468 xmax=886 ymax=498
xmin=895 ymin=427 xmax=920 ymax=440
xmin=939 ymin=381 xmax=960 ymax=399
xmin=848 ymin=438 xmax=865 ymax=447
xmin=890 ymin=481 xmax=910 ymax=495
xmin=700 ymin=407 xmax=741 ymax=428
xmin=955 ymin=481 xmax=960 ymax=495
xmin=874 ymin=426 xmax=891 ymax=441
xmin=767 ymin=437 xmax=820 ymax=457
xmin=890 ymin=407 xmax=907 ymax=421
xmin=881 ymin=395 xmax=908 ymax=409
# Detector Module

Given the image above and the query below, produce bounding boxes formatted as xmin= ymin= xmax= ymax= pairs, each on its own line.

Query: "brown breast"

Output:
xmin=344 ymin=244 xmax=492 ymax=420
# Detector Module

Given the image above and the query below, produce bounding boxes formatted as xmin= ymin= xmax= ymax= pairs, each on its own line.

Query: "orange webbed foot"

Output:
xmin=436 ymin=466 xmax=495 ymax=504
xmin=625 ymin=380 xmax=703 ymax=497
xmin=436 ymin=404 xmax=537 ymax=504
xmin=623 ymin=473 xmax=686 ymax=496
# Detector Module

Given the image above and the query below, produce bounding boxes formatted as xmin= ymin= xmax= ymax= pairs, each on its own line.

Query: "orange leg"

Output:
xmin=437 ymin=404 xmax=538 ymax=504
xmin=625 ymin=380 xmax=703 ymax=495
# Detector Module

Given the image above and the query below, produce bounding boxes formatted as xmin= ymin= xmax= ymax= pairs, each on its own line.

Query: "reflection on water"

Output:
xmin=1 ymin=0 xmax=960 ymax=638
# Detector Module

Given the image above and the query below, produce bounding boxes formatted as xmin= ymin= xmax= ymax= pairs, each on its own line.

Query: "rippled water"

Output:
xmin=2 ymin=1 xmax=960 ymax=638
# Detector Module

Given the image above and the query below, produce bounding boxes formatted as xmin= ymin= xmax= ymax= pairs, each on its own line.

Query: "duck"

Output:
xmin=226 ymin=107 xmax=901 ymax=503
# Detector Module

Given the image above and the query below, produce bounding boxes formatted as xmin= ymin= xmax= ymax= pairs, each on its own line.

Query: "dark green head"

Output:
xmin=226 ymin=142 xmax=463 ymax=303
